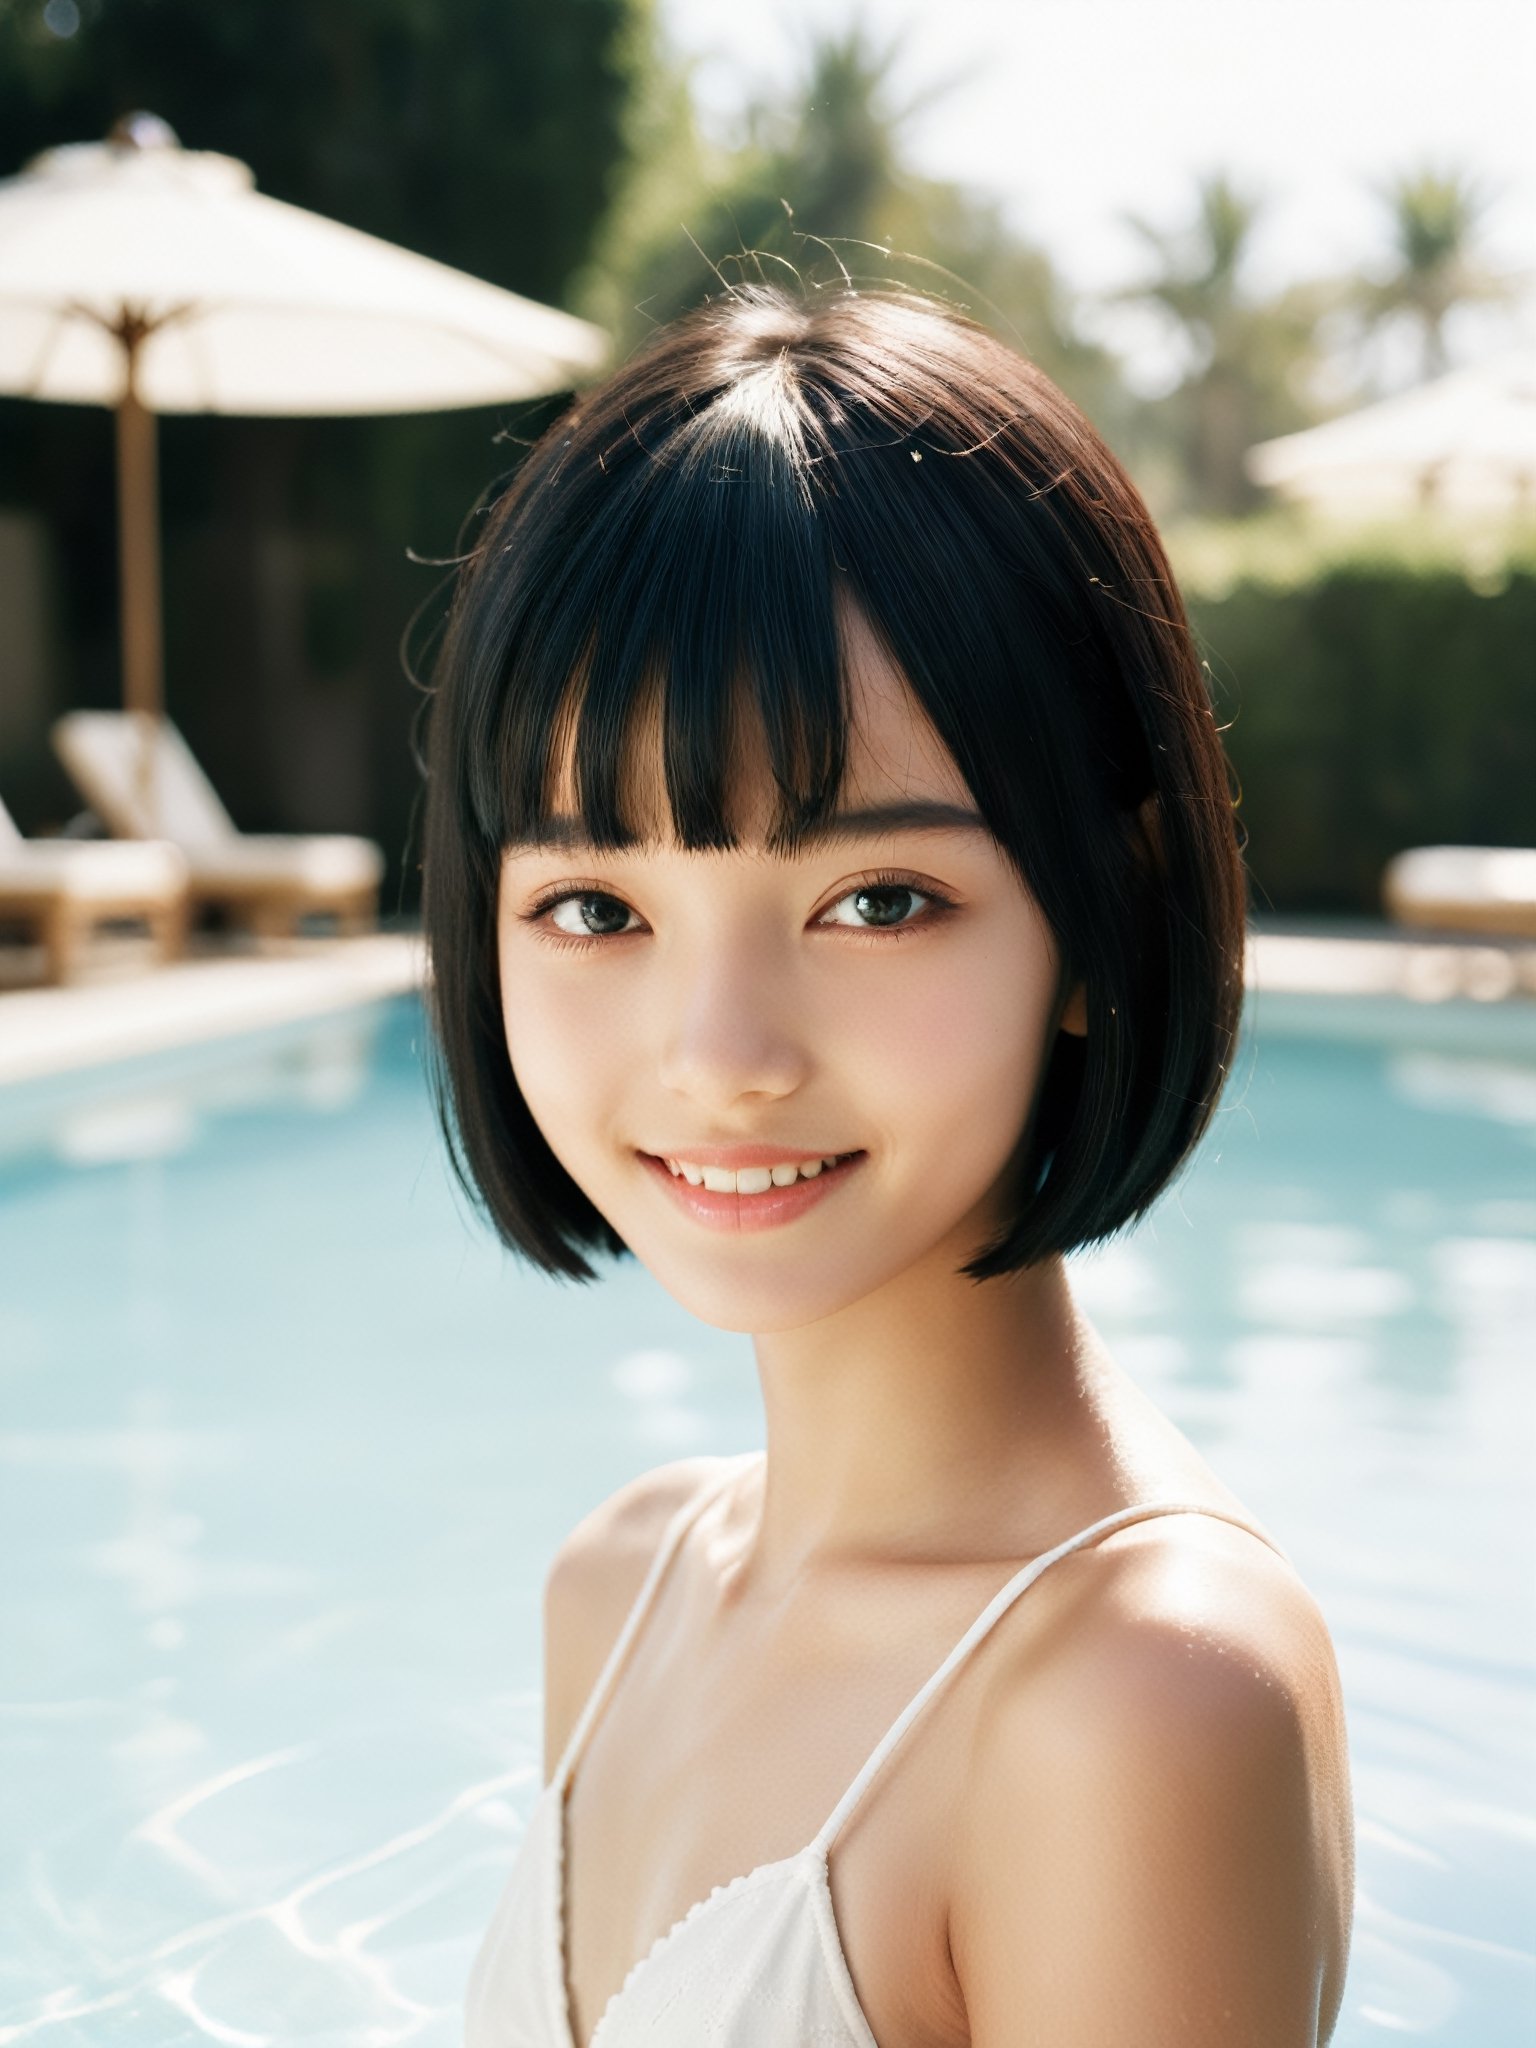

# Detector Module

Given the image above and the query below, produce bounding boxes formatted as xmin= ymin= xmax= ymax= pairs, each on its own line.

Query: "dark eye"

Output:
xmin=821 ymin=882 xmax=930 ymax=930
xmin=548 ymin=892 xmax=636 ymax=938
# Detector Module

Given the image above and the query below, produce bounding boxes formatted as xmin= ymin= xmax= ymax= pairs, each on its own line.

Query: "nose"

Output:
xmin=655 ymin=933 xmax=811 ymax=1109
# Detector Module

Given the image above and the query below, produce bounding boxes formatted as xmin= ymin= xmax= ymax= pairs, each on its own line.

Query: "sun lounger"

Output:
xmin=52 ymin=710 xmax=384 ymax=939
xmin=0 ymin=793 xmax=189 ymax=983
xmin=1383 ymin=845 xmax=1536 ymax=941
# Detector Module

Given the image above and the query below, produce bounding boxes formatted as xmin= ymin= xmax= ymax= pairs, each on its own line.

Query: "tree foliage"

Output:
xmin=575 ymin=25 xmax=1125 ymax=433
xmin=1355 ymin=164 xmax=1513 ymax=381
xmin=1116 ymin=173 xmax=1330 ymax=516
xmin=1185 ymin=546 xmax=1536 ymax=910
xmin=0 ymin=0 xmax=636 ymax=304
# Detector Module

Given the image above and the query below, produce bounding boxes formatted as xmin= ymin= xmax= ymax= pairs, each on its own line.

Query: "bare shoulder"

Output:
xmin=540 ymin=1456 xmax=735 ymax=1783
xmin=951 ymin=1514 xmax=1355 ymax=2045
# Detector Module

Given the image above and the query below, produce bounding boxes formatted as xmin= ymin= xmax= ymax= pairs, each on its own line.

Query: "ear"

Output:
xmin=1058 ymin=978 xmax=1088 ymax=1038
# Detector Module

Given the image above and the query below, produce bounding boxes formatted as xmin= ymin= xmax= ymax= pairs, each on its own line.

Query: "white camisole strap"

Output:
xmin=810 ymin=1497 xmax=1291 ymax=1857
xmin=552 ymin=1456 xmax=753 ymax=1794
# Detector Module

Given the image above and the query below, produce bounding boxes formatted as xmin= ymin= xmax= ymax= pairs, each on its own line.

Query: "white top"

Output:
xmin=464 ymin=1456 xmax=1287 ymax=2047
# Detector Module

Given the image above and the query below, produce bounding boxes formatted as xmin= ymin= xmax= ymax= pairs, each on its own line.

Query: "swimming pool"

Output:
xmin=1 ymin=988 xmax=1531 ymax=2045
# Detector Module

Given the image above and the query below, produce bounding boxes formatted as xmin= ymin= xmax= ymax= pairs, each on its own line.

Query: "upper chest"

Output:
xmin=558 ymin=1557 xmax=1075 ymax=2048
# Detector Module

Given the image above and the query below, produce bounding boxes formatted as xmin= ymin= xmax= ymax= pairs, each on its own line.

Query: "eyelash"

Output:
xmin=519 ymin=869 xmax=958 ymax=954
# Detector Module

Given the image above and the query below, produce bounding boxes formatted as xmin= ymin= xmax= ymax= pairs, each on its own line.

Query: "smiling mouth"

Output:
xmin=641 ymin=1150 xmax=864 ymax=1195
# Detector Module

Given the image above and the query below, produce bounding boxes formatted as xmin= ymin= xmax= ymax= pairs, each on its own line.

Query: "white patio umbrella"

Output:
xmin=0 ymin=111 xmax=609 ymax=809
xmin=1246 ymin=352 xmax=1536 ymax=520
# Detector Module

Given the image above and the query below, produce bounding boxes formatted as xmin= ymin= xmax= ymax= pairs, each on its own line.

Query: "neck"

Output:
xmin=729 ymin=1251 xmax=1132 ymax=1597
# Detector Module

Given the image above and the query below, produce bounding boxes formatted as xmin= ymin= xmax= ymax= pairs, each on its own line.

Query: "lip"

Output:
xmin=637 ymin=1148 xmax=867 ymax=1233
xmin=639 ymin=1141 xmax=858 ymax=1170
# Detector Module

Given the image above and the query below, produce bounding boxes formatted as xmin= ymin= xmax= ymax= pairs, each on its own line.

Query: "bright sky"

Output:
xmin=660 ymin=0 xmax=1533 ymax=376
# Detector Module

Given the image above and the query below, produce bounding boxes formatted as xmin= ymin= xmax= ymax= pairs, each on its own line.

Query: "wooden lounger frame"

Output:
xmin=199 ymin=878 xmax=381 ymax=941
xmin=0 ymin=877 xmax=188 ymax=984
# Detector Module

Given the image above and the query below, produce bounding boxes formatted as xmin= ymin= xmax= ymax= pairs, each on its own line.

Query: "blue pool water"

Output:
xmin=1 ymin=989 xmax=1532 ymax=2045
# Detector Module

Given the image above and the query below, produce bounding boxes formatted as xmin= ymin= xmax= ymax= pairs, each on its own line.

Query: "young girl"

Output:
xmin=425 ymin=286 xmax=1355 ymax=2047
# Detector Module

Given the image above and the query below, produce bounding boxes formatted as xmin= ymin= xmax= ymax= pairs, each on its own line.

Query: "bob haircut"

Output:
xmin=421 ymin=284 xmax=1246 ymax=1285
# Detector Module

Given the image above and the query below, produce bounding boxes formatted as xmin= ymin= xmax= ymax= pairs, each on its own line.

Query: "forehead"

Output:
xmin=536 ymin=597 xmax=979 ymax=855
xmin=832 ymin=601 xmax=972 ymax=807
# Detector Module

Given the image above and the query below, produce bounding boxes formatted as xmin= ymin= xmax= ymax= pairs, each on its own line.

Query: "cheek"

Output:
xmin=498 ymin=951 xmax=629 ymax=1147
xmin=836 ymin=928 xmax=1056 ymax=1170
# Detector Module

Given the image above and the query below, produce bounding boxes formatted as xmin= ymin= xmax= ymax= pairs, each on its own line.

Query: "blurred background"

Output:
xmin=2 ymin=6 xmax=1534 ymax=2045
xmin=1 ymin=0 xmax=1532 ymax=918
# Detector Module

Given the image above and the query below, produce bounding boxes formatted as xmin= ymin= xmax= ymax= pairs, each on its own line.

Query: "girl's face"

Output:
xmin=496 ymin=606 xmax=1085 ymax=1333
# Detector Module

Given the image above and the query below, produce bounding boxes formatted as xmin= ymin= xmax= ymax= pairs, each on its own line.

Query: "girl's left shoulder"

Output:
xmin=948 ymin=1509 xmax=1355 ymax=2042
xmin=976 ymin=1501 xmax=1348 ymax=1796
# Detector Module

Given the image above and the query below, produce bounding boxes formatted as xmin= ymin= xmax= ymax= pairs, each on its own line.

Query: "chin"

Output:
xmin=643 ymin=1253 xmax=872 ymax=1335
xmin=627 ymin=1244 xmax=882 ymax=1336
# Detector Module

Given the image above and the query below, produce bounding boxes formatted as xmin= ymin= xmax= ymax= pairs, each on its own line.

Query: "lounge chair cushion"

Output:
xmin=0 ymin=837 xmax=188 ymax=901
xmin=52 ymin=710 xmax=385 ymax=900
xmin=1383 ymin=845 xmax=1536 ymax=939
xmin=182 ymin=834 xmax=384 ymax=893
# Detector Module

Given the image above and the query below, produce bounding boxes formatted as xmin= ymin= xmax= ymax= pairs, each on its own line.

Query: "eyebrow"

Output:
xmin=504 ymin=800 xmax=990 ymax=856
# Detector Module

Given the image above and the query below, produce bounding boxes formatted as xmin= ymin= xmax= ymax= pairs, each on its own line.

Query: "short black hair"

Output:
xmin=421 ymin=285 xmax=1246 ymax=1284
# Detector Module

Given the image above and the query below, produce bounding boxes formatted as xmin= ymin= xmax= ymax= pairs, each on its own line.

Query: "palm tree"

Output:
xmin=1360 ymin=165 xmax=1511 ymax=380
xmin=1123 ymin=173 xmax=1258 ymax=352
xmin=577 ymin=22 xmax=1121 ymax=424
xmin=772 ymin=26 xmax=909 ymax=236
xmin=581 ymin=26 xmax=920 ymax=340
xmin=1116 ymin=173 xmax=1321 ymax=515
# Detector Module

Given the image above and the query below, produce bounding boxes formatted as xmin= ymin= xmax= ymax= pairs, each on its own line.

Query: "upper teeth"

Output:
xmin=664 ymin=1155 xmax=850 ymax=1193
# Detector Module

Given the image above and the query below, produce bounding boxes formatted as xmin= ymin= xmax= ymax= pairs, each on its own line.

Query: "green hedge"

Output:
xmin=1173 ymin=521 xmax=1536 ymax=913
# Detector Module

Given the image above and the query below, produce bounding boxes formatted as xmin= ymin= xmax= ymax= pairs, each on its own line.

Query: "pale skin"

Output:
xmin=496 ymin=601 xmax=1355 ymax=2047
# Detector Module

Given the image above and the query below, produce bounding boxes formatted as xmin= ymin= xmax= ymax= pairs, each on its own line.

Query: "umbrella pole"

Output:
xmin=113 ymin=323 xmax=163 ymax=831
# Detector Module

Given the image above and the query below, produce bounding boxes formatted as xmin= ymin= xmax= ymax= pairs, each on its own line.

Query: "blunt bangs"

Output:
xmin=421 ymin=285 xmax=1247 ymax=1284
xmin=467 ymin=354 xmax=851 ymax=868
